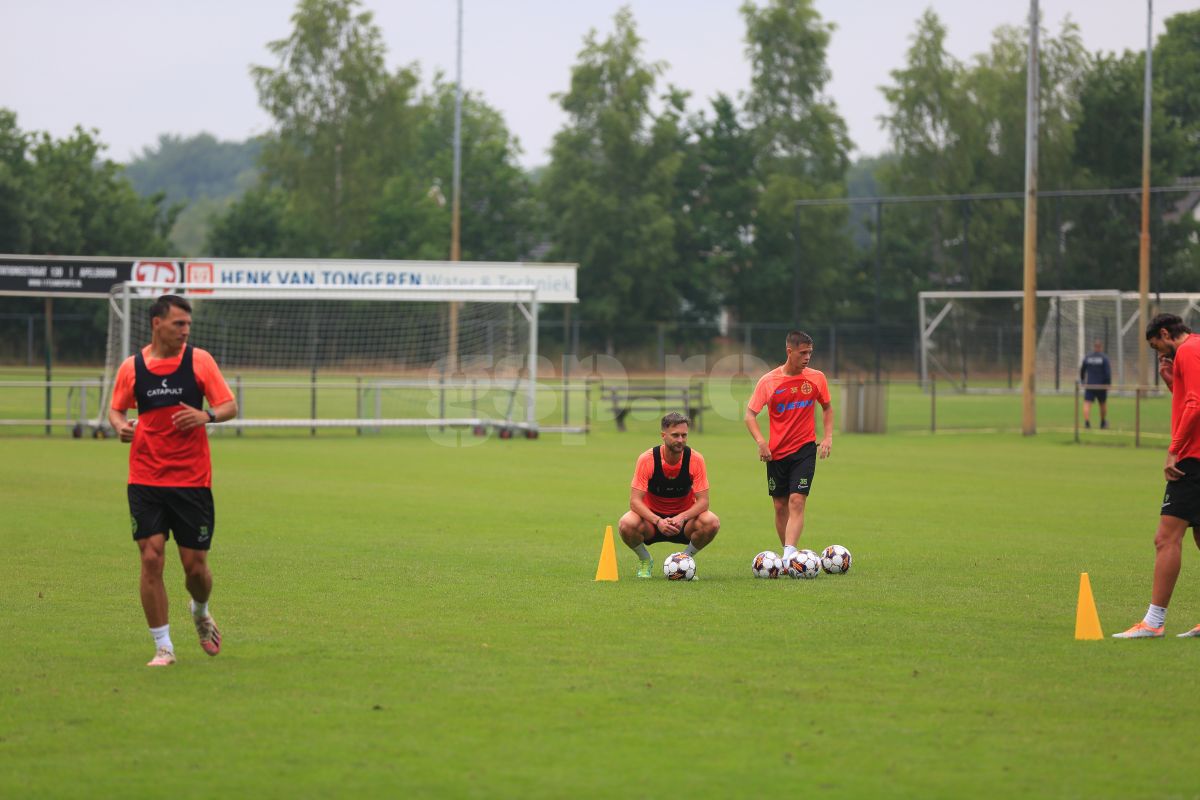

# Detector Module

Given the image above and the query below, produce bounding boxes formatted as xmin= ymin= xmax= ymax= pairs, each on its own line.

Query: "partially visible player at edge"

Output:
xmin=744 ymin=330 xmax=833 ymax=560
xmin=618 ymin=412 xmax=721 ymax=578
xmin=108 ymin=295 xmax=238 ymax=665
xmin=1114 ymin=313 xmax=1200 ymax=639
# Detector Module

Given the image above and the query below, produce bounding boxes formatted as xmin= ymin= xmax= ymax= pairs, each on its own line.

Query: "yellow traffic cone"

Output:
xmin=1074 ymin=572 xmax=1103 ymax=640
xmin=594 ymin=525 xmax=619 ymax=581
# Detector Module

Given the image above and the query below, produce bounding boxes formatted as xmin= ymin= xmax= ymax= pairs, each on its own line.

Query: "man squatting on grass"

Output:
xmin=618 ymin=412 xmax=720 ymax=578
xmin=1114 ymin=313 xmax=1200 ymax=639
xmin=109 ymin=295 xmax=238 ymax=665
xmin=744 ymin=330 xmax=833 ymax=560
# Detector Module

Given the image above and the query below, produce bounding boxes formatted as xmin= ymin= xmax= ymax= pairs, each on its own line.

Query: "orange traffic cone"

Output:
xmin=1074 ymin=572 xmax=1103 ymax=640
xmin=594 ymin=525 xmax=619 ymax=581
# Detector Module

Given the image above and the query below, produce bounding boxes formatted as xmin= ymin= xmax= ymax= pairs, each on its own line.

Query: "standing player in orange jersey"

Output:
xmin=744 ymin=331 xmax=833 ymax=562
xmin=1114 ymin=313 xmax=1200 ymax=639
xmin=618 ymin=412 xmax=721 ymax=578
xmin=108 ymin=295 xmax=238 ymax=666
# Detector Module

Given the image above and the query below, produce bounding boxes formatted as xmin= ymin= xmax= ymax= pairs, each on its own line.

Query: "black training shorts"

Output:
xmin=1161 ymin=458 xmax=1200 ymax=526
xmin=1084 ymin=388 xmax=1108 ymax=403
xmin=766 ymin=441 xmax=817 ymax=497
xmin=643 ymin=512 xmax=691 ymax=545
xmin=128 ymin=484 xmax=215 ymax=550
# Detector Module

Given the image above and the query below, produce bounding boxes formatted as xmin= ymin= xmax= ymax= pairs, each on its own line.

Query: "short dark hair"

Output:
xmin=661 ymin=411 xmax=690 ymax=430
xmin=149 ymin=294 xmax=191 ymax=325
xmin=1145 ymin=313 xmax=1190 ymax=341
xmin=786 ymin=330 xmax=813 ymax=348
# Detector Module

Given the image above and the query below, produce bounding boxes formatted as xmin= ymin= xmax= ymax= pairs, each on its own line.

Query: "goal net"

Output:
xmin=98 ymin=282 xmax=544 ymax=434
xmin=920 ymin=290 xmax=1200 ymax=393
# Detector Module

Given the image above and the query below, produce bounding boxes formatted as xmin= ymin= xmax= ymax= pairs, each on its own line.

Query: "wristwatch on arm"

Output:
xmin=206 ymin=409 xmax=217 ymax=424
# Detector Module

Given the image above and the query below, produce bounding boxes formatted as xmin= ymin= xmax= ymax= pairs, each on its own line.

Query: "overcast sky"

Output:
xmin=1 ymin=1 xmax=1192 ymax=169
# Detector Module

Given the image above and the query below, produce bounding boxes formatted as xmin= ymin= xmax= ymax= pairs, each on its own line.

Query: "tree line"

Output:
xmin=2 ymin=0 xmax=1198 ymax=357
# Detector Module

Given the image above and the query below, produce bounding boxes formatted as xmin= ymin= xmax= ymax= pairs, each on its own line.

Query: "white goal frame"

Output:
xmin=919 ymin=290 xmax=1200 ymax=392
xmin=99 ymin=281 xmax=546 ymax=434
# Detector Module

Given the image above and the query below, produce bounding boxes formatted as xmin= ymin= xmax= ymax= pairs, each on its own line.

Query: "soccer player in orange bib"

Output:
xmin=744 ymin=330 xmax=833 ymax=562
xmin=618 ymin=412 xmax=721 ymax=578
xmin=1114 ymin=313 xmax=1200 ymax=639
xmin=108 ymin=295 xmax=238 ymax=666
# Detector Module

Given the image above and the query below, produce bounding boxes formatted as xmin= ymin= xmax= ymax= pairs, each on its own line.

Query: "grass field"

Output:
xmin=2 ymin=410 xmax=1198 ymax=798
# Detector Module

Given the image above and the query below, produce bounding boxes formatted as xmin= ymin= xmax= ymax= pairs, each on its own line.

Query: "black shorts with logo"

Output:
xmin=767 ymin=441 xmax=817 ymax=497
xmin=1161 ymin=458 xmax=1200 ymax=526
xmin=643 ymin=512 xmax=691 ymax=545
xmin=128 ymin=484 xmax=215 ymax=550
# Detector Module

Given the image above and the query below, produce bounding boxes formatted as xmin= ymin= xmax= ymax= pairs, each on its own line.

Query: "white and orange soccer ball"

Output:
xmin=785 ymin=549 xmax=822 ymax=579
xmin=752 ymin=551 xmax=785 ymax=579
xmin=821 ymin=545 xmax=852 ymax=574
xmin=663 ymin=552 xmax=697 ymax=581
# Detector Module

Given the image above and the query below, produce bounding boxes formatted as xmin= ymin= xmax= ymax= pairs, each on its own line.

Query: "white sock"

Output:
xmin=634 ymin=544 xmax=652 ymax=560
xmin=150 ymin=624 xmax=173 ymax=652
xmin=783 ymin=545 xmax=798 ymax=558
xmin=191 ymin=599 xmax=209 ymax=619
xmin=684 ymin=543 xmax=698 ymax=557
xmin=1144 ymin=604 xmax=1167 ymax=629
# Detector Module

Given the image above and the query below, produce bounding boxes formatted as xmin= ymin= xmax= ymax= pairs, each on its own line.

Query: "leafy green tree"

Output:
xmin=125 ymin=133 xmax=261 ymax=205
xmin=206 ymin=185 xmax=300 ymax=257
xmin=1157 ymin=11 xmax=1200 ymax=178
xmin=364 ymin=76 xmax=535 ymax=261
xmin=0 ymin=110 xmax=32 ymax=253
xmin=0 ymin=111 xmax=177 ymax=363
xmin=876 ymin=10 xmax=976 ymax=309
xmin=672 ymin=93 xmax=757 ymax=326
xmin=250 ymin=0 xmax=423 ymax=255
xmin=738 ymin=0 xmax=852 ymax=324
xmin=124 ymin=133 xmax=263 ymax=255
xmin=541 ymin=8 xmax=684 ymax=349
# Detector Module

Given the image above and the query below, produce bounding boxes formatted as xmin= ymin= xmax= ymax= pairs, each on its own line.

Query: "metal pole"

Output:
xmin=1117 ymin=293 xmax=1125 ymax=387
xmin=792 ymin=204 xmax=803 ymax=324
xmin=528 ymin=296 xmax=539 ymax=431
xmin=44 ymin=298 xmax=53 ymax=436
xmin=1021 ymin=0 xmax=1040 ymax=435
xmin=120 ymin=283 xmax=132 ymax=362
xmin=447 ymin=0 xmax=464 ymax=372
xmin=874 ymin=201 xmax=883 ymax=382
xmin=1074 ymin=380 xmax=1080 ymax=443
xmin=919 ymin=296 xmax=928 ymax=389
xmin=1137 ymin=0 xmax=1153 ymax=390
xmin=931 ymin=377 xmax=936 ymax=433
xmin=1135 ymin=387 xmax=1142 ymax=447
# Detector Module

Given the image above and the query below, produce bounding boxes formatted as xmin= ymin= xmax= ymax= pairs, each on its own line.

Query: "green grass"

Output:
xmin=1 ymin=411 xmax=1198 ymax=798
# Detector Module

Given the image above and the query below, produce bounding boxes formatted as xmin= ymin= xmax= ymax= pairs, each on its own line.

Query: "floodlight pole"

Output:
xmin=1137 ymin=0 xmax=1153 ymax=388
xmin=448 ymin=0 xmax=464 ymax=373
xmin=1021 ymin=0 xmax=1040 ymax=436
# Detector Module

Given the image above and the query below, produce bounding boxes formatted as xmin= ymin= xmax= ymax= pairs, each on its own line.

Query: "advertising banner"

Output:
xmin=0 ymin=256 xmax=578 ymax=303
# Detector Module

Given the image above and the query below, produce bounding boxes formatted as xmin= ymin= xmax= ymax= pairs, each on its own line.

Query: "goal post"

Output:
xmin=98 ymin=281 xmax=553 ymax=434
xmin=919 ymin=290 xmax=1200 ymax=393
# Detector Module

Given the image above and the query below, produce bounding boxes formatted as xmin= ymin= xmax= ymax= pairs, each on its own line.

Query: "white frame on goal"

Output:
xmin=919 ymin=290 xmax=1200 ymax=392
xmin=100 ymin=280 xmax=544 ymax=433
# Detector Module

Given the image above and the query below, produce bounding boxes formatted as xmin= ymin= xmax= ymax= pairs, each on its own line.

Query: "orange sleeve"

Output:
xmin=193 ymin=349 xmax=234 ymax=407
xmin=631 ymin=450 xmax=654 ymax=492
xmin=690 ymin=451 xmax=709 ymax=493
xmin=817 ymin=372 xmax=831 ymax=405
xmin=110 ymin=357 xmax=136 ymax=411
xmin=747 ymin=373 xmax=771 ymax=413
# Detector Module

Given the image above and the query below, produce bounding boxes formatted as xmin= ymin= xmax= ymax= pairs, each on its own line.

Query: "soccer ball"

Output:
xmin=785 ymin=549 xmax=822 ymax=579
xmin=821 ymin=544 xmax=852 ymax=574
xmin=663 ymin=552 xmax=697 ymax=581
xmin=752 ymin=550 xmax=785 ymax=579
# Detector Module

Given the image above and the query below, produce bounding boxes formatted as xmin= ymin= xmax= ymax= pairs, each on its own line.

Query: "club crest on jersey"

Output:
xmin=800 ymin=381 xmax=813 ymax=395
